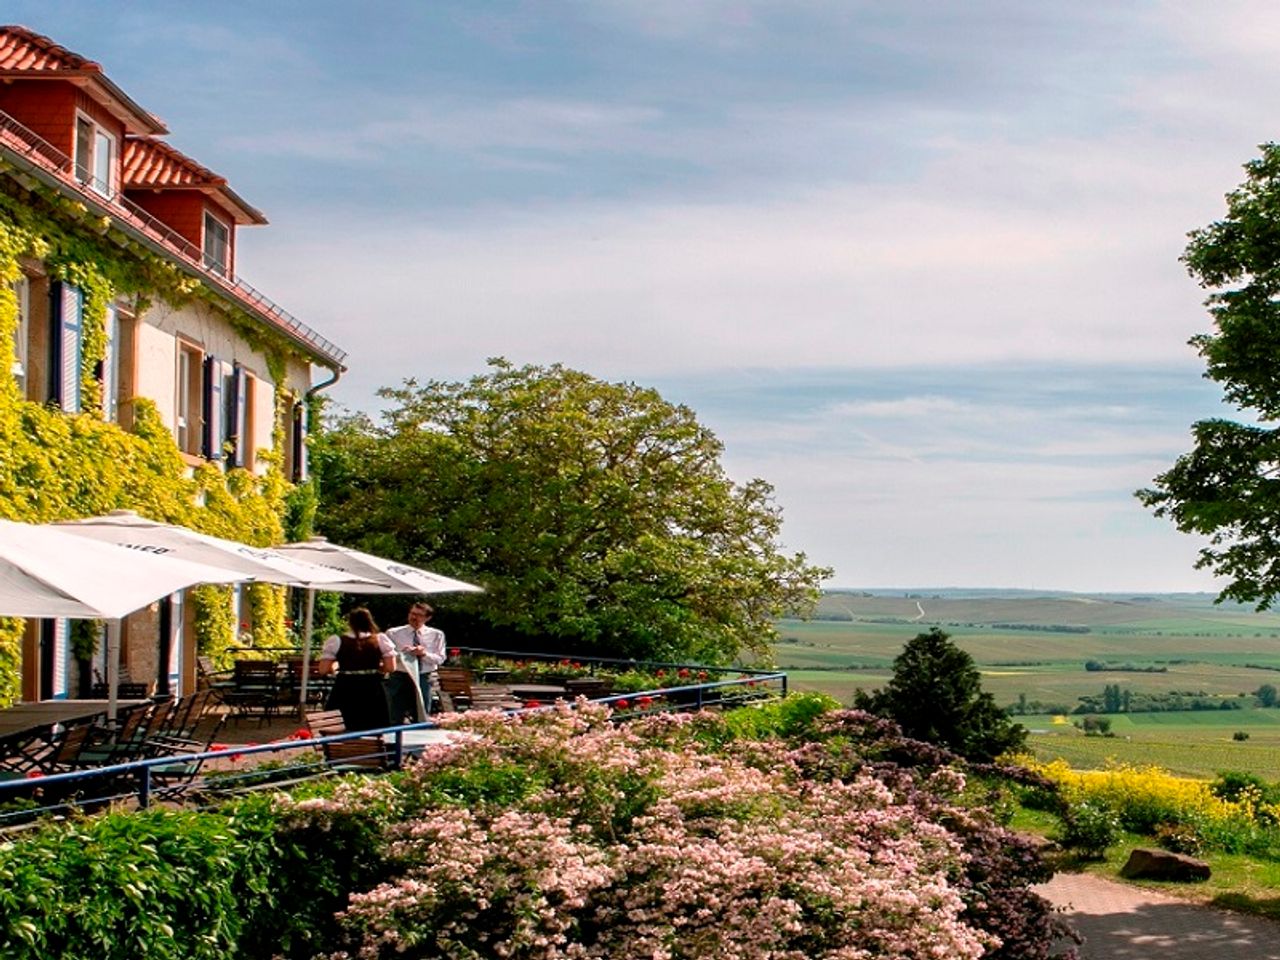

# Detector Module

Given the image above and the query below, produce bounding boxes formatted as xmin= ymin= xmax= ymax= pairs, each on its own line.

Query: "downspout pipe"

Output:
xmin=296 ymin=363 xmax=342 ymax=714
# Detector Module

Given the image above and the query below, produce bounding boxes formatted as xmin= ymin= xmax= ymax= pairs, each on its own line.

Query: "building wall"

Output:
xmin=125 ymin=190 xmax=204 ymax=248
xmin=0 ymin=81 xmax=126 ymax=179
xmin=134 ymin=296 xmax=289 ymax=472
xmin=0 ymin=81 xmax=78 ymax=156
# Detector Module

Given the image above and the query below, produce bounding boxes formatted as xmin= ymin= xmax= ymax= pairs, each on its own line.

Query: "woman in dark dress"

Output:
xmin=316 ymin=607 xmax=396 ymax=731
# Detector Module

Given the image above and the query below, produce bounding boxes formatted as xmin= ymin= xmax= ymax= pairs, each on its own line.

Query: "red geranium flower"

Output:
xmin=449 ymin=648 xmax=461 ymax=658
xmin=291 ymin=728 xmax=312 ymax=740
xmin=616 ymin=699 xmax=630 ymax=709
xmin=524 ymin=700 xmax=541 ymax=709
xmin=655 ymin=669 xmax=666 ymax=678
xmin=24 ymin=770 xmax=44 ymax=779
xmin=638 ymin=696 xmax=653 ymax=707
xmin=678 ymin=668 xmax=690 ymax=678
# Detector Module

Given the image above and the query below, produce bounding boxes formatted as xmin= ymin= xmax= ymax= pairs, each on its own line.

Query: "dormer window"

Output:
xmin=203 ymin=211 xmax=230 ymax=275
xmin=74 ymin=114 xmax=116 ymax=199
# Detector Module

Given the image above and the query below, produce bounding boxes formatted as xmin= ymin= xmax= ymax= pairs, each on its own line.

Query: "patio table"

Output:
xmin=509 ymin=683 xmax=568 ymax=701
xmin=0 ymin=700 xmax=115 ymax=736
xmin=0 ymin=700 xmax=140 ymax=771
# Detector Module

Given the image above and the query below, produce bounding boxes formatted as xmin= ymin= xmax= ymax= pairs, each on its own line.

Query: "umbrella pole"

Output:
xmin=106 ymin=618 xmax=121 ymax=721
xmin=298 ymin=589 xmax=316 ymax=716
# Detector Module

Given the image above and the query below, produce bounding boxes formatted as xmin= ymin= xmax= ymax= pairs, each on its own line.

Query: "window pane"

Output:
xmin=75 ymin=118 xmax=93 ymax=183
xmin=11 ymin=277 xmax=28 ymax=391
xmin=93 ymin=129 xmax=113 ymax=197
xmin=176 ymin=348 xmax=190 ymax=450
xmin=203 ymin=214 xmax=229 ymax=275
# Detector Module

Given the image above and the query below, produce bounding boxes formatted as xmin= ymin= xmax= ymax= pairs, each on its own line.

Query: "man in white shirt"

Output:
xmin=384 ymin=601 xmax=447 ymax=722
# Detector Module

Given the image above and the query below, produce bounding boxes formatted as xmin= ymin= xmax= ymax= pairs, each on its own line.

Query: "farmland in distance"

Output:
xmin=775 ymin=590 xmax=1280 ymax=779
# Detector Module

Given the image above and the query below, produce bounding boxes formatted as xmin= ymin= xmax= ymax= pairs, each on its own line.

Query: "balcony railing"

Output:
xmin=0 ymin=108 xmax=347 ymax=369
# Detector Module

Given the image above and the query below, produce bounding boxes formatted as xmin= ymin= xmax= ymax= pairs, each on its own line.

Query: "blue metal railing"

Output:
xmin=0 ymin=672 xmax=786 ymax=826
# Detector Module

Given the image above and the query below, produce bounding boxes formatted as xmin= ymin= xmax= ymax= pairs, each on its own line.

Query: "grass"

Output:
xmin=1012 ymin=807 xmax=1280 ymax=924
xmin=1022 ymin=709 xmax=1280 ymax=780
xmin=789 ymin=593 xmax=1280 ymax=926
xmin=776 ymin=595 xmax=1280 ymax=780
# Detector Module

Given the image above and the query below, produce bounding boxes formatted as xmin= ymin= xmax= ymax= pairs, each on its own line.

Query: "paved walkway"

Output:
xmin=1038 ymin=872 xmax=1280 ymax=959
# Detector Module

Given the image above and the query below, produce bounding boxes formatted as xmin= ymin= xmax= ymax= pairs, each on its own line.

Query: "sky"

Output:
xmin=10 ymin=0 xmax=1278 ymax=592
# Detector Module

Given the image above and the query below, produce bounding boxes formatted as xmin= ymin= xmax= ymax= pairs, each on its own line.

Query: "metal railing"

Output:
xmin=0 ymin=671 xmax=787 ymax=826
xmin=0 ymin=108 xmax=346 ymax=368
xmin=453 ymin=645 xmax=784 ymax=679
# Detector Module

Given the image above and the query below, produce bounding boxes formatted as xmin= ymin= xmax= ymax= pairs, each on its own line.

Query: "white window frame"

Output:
xmin=175 ymin=340 xmax=204 ymax=455
xmin=10 ymin=275 xmax=28 ymax=391
xmin=202 ymin=210 xmax=231 ymax=276
xmin=73 ymin=111 xmax=116 ymax=199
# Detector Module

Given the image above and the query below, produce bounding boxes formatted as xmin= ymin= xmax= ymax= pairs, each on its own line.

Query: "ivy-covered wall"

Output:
xmin=0 ymin=176 xmax=318 ymax=705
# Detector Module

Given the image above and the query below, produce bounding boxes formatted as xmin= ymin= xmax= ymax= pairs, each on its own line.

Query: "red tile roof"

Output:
xmin=0 ymin=24 xmax=97 ymax=71
xmin=123 ymin=136 xmax=219 ymax=187
xmin=0 ymin=25 xmax=167 ymax=135
xmin=123 ymin=137 xmax=266 ymax=225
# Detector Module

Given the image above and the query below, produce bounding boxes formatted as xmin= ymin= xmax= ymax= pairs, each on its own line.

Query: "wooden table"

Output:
xmin=0 ymin=700 xmax=117 ymax=737
xmin=509 ymin=684 xmax=568 ymax=702
xmin=0 ymin=700 xmax=141 ymax=772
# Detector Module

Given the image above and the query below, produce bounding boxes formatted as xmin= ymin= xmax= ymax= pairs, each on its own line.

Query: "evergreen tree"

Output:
xmin=854 ymin=628 xmax=1026 ymax=761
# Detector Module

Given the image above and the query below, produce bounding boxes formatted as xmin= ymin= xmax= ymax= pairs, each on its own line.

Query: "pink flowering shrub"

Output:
xmin=265 ymin=700 xmax=1074 ymax=960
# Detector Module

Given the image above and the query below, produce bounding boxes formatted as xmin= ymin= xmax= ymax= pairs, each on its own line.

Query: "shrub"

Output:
xmin=1155 ymin=820 xmax=1206 ymax=857
xmin=1027 ymin=758 xmax=1280 ymax=859
xmin=0 ymin=807 xmax=276 ymax=960
xmin=1233 ymin=730 xmax=1250 ymax=741
xmin=1058 ymin=801 xmax=1120 ymax=858
xmin=0 ymin=701 xmax=1076 ymax=959
xmin=1211 ymin=771 xmax=1280 ymax=805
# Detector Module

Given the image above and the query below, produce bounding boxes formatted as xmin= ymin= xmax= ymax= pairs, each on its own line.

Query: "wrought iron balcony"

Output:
xmin=0 ymin=108 xmax=347 ymax=369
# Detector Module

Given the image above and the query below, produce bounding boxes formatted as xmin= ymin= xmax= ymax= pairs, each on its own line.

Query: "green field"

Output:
xmin=777 ymin=591 xmax=1280 ymax=780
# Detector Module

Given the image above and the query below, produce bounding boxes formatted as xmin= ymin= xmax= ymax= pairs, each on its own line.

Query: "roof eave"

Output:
xmin=0 ymin=150 xmax=345 ymax=370
xmin=0 ymin=70 xmax=167 ymax=135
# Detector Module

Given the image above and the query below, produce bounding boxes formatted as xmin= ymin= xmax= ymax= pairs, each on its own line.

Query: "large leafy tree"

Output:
xmin=1139 ymin=143 xmax=1280 ymax=609
xmin=854 ymin=628 xmax=1026 ymax=762
xmin=315 ymin=359 xmax=830 ymax=663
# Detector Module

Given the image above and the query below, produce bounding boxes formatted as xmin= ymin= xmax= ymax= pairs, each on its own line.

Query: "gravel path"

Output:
xmin=1038 ymin=872 xmax=1280 ymax=959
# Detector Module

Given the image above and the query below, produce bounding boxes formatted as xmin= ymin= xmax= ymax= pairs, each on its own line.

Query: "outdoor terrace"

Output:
xmin=0 ymin=650 xmax=786 ymax=828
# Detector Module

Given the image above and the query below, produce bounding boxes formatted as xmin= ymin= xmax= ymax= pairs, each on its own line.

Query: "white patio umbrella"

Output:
xmin=0 ymin=518 xmax=241 ymax=718
xmin=53 ymin=511 xmax=386 ymax=709
xmin=53 ymin=511 xmax=372 ymax=589
xmin=271 ymin=537 xmax=483 ymax=709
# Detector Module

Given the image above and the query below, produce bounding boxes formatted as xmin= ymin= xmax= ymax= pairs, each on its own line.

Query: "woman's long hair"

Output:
xmin=346 ymin=607 xmax=380 ymax=645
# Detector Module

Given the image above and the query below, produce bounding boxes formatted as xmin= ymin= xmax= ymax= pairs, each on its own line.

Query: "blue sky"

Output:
xmin=12 ymin=1 xmax=1277 ymax=591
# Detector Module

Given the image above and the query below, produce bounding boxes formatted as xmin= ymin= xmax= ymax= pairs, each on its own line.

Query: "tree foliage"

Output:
xmin=853 ymin=628 xmax=1026 ymax=761
xmin=315 ymin=359 xmax=830 ymax=664
xmin=1139 ymin=143 xmax=1280 ymax=609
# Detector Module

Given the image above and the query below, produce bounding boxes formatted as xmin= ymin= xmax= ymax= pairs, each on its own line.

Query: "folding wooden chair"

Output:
xmin=305 ymin=710 xmax=390 ymax=771
xmin=436 ymin=667 xmax=474 ymax=712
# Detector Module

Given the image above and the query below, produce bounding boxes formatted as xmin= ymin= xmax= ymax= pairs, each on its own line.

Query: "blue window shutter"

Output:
xmin=227 ymin=363 xmax=247 ymax=467
xmin=291 ymin=401 xmax=308 ymax=482
xmin=101 ymin=304 xmax=118 ymax=421
xmin=49 ymin=281 xmax=82 ymax=412
xmin=202 ymin=355 xmax=223 ymax=460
